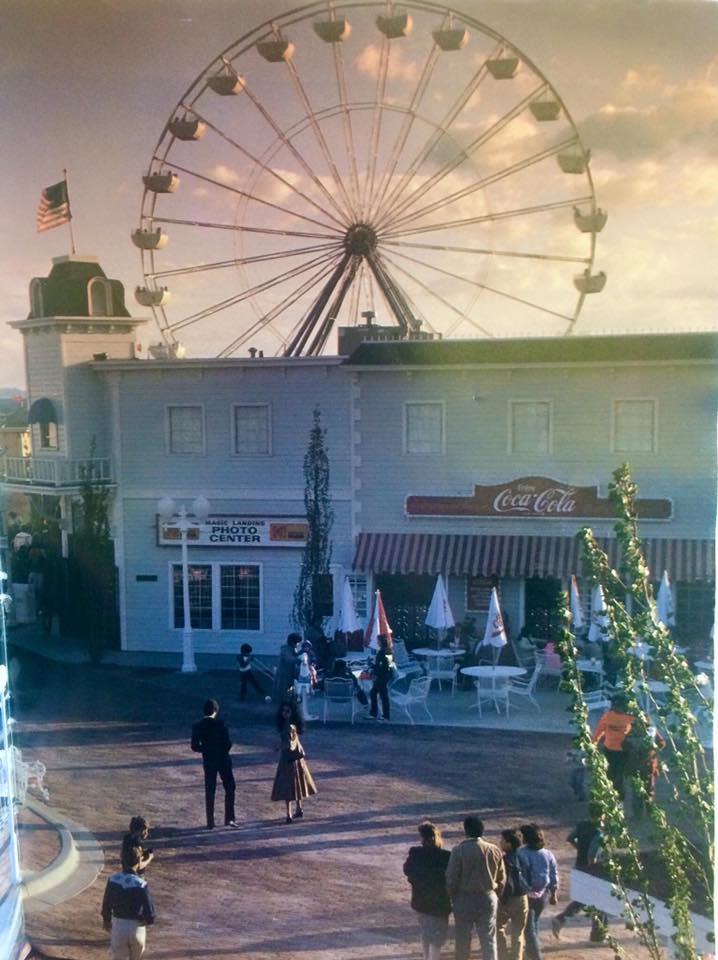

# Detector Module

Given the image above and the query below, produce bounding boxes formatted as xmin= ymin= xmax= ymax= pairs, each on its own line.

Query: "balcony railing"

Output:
xmin=0 ymin=457 xmax=112 ymax=487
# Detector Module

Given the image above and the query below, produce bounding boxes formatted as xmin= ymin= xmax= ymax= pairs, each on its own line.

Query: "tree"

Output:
xmin=71 ymin=442 xmax=117 ymax=661
xmin=556 ymin=464 xmax=713 ymax=960
xmin=292 ymin=408 xmax=334 ymax=634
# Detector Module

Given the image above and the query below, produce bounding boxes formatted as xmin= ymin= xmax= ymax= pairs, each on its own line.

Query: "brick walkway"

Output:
xmin=9 ymin=636 xmax=657 ymax=960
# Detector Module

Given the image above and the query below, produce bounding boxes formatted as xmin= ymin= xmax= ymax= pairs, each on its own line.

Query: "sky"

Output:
xmin=1 ymin=0 xmax=716 ymax=388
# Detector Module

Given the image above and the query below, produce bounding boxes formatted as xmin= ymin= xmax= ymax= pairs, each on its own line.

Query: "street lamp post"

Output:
xmin=158 ymin=495 xmax=210 ymax=673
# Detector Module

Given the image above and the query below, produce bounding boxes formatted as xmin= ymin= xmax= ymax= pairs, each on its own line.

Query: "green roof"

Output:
xmin=28 ymin=257 xmax=130 ymax=319
xmin=346 ymin=332 xmax=718 ymax=366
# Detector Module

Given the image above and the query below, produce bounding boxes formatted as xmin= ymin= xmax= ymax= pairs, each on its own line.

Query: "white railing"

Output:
xmin=0 ymin=457 xmax=112 ymax=486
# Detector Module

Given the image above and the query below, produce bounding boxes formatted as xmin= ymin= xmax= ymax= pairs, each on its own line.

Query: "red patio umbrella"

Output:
xmin=364 ymin=589 xmax=393 ymax=652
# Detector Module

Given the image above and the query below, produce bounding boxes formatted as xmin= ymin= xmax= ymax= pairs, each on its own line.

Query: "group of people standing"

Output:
xmin=404 ymin=816 xmax=558 ymax=960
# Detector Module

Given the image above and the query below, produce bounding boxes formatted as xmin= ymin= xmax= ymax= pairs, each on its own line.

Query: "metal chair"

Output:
xmin=535 ymin=648 xmax=564 ymax=686
xmin=322 ymin=678 xmax=357 ymax=724
xmin=506 ymin=661 xmax=543 ymax=710
xmin=427 ymin=653 xmax=459 ymax=692
xmin=584 ymin=690 xmax=611 ymax=712
xmin=391 ymin=639 xmax=424 ymax=679
xmin=389 ymin=676 xmax=434 ymax=724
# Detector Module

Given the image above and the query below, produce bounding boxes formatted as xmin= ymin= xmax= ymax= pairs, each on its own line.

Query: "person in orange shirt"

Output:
xmin=592 ymin=695 xmax=634 ymax=800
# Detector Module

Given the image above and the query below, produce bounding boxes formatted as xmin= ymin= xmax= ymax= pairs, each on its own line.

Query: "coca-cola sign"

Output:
xmin=406 ymin=477 xmax=672 ymax=520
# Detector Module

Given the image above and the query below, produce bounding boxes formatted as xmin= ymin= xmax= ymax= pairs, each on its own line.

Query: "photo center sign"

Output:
xmin=158 ymin=515 xmax=309 ymax=546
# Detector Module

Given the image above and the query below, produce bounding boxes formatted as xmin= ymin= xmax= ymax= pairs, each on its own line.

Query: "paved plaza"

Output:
xmin=10 ymin=631 xmax=656 ymax=960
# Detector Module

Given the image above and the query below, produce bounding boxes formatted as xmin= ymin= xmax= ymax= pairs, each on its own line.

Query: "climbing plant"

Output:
xmin=556 ymin=464 xmax=713 ymax=960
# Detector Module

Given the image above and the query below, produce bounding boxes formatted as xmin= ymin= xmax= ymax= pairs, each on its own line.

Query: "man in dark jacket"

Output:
xmin=191 ymin=698 xmax=237 ymax=829
xmin=369 ymin=634 xmax=394 ymax=721
xmin=102 ymin=844 xmax=155 ymax=958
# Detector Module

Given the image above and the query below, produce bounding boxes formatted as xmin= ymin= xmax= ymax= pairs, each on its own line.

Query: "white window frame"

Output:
xmin=231 ymin=402 xmax=272 ymax=457
xmin=403 ymin=400 xmax=446 ymax=455
xmin=167 ymin=561 xmax=263 ymax=633
xmin=218 ymin=562 xmax=263 ymax=632
xmin=347 ymin=573 xmax=369 ymax=621
xmin=166 ymin=404 xmax=206 ymax=455
xmin=88 ymin=277 xmax=111 ymax=316
xmin=507 ymin=399 xmax=553 ymax=455
xmin=611 ymin=398 xmax=658 ymax=454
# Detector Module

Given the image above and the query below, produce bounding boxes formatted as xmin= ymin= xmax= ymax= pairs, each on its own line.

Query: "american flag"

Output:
xmin=36 ymin=179 xmax=71 ymax=232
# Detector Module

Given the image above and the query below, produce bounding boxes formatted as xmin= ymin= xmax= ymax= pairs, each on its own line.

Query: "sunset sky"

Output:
xmin=2 ymin=0 xmax=716 ymax=387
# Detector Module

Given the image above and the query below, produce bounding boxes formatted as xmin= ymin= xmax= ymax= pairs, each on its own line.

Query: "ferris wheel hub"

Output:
xmin=344 ymin=222 xmax=378 ymax=256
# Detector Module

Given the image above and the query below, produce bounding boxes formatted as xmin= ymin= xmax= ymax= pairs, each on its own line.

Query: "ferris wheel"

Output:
xmin=134 ymin=1 xmax=607 ymax=358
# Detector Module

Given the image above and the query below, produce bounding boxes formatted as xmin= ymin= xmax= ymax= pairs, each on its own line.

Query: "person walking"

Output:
xmin=369 ymin=633 xmax=394 ymax=722
xmin=496 ymin=828 xmax=530 ymax=960
xmin=518 ymin=823 xmax=558 ymax=960
xmin=551 ymin=806 xmax=606 ymax=943
xmin=446 ymin=814 xmax=506 ymax=960
xmin=592 ymin=694 xmax=634 ymax=800
xmin=403 ymin=821 xmax=452 ymax=960
xmin=101 ymin=844 xmax=155 ymax=960
xmin=121 ymin=817 xmax=154 ymax=874
xmin=190 ymin=698 xmax=238 ymax=829
xmin=274 ymin=633 xmax=301 ymax=702
xmin=237 ymin=642 xmax=268 ymax=701
xmin=271 ymin=702 xmax=317 ymax=823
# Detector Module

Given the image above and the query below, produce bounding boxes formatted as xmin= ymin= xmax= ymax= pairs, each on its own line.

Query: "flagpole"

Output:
xmin=63 ymin=169 xmax=76 ymax=255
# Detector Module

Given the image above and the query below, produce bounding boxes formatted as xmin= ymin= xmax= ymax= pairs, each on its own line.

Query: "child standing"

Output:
xmin=237 ymin=643 xmax=268 ymax=701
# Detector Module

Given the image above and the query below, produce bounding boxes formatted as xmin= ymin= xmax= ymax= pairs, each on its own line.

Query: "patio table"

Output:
xmin=460 ymin=665 xmax=526 ymax=714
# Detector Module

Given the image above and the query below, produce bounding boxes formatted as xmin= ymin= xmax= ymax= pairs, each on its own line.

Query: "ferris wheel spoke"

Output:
xmin=388 ymin=137 xmax=578 ymax=232
xmin=168 ymin=251 xmax=340 ymax=333
xmin=376 ymin=41 xmax=500 ymax=222
xmin=306 ymin=256 xmax=361 ymax=356
xmin=383 ymin=195 xmax=594 ymax=240
xmin=178 ymin=102 xmax=349 ymax=231
xmin=158 ymin=158 xmax=341 ymax=234
xmin=368 ymin=45 xmax=441 ymax=223
xmin=146 ymin=241 xmax=344 ymax=280
xmin=241 ymin=81 xmax=351 ymax=226
xmin=383 ymin=247 xmax=573 ymax=324
xmin=360 ymin=34 xmax=391 ymax=220
xmin=383 ymin=238 xmax=590 ymax=265
xmin=330 ymin=40 xmax=362 ymax=216
xmin=377 ymin=82 xmax=544 ymax=230
xmin=217 ymin=256 xmax=344 ymax=357
xmin=151 ymin=215 xmax=339 ymax=242
xmin=380 ymin=249 xmax=494 ymax=336
xmin=284 ymin=59 xmax=358 ymax=221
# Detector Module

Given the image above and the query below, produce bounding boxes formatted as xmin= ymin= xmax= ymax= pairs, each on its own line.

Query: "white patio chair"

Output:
xmin=389 ymin=675 xmax=434 ymax=725
xmin=472 ymin=676 xmax=510 ymax=717
xmin=535 ymin=648 xmax=564 ymax=687
xmin=427 ymin=654 xmax=459 ymax=692
xmin=392 ymin=639 xmax=424 ymax=679
xmin=584 ymin=690 xmax=611 ymax=712
xmin=506 ymin=661 xmax=542 ymax=710
xmin=322 ymin=678 xmax=356 ymax=724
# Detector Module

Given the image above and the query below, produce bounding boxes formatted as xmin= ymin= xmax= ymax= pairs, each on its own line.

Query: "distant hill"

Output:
xmin=0 ymin=388 xmax=25 ymax=399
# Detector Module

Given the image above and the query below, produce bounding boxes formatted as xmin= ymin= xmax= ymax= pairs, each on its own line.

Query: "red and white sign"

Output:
xmin=406 ymin=477 xmax=672 ymax=520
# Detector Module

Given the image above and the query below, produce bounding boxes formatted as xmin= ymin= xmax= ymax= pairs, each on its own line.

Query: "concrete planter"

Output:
xmin=570 ymin=868 xmax=714 ymax=958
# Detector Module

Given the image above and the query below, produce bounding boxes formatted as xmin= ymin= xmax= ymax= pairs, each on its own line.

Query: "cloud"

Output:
xmin=211 ymin=164 xmax=241 ymax=185
xmin=579 ymin=75 xmax=718 ymax=160
xmin=355 ymin=43 xmax=418 ymax=83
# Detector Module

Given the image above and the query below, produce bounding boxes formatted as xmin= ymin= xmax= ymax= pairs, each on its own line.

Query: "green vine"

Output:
xmin=556 ymin=464 xmax=713 ymax=960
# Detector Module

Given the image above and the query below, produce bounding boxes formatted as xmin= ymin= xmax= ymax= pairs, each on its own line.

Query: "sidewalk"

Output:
xmin=7 ymin=621 xmax=576 ymax=734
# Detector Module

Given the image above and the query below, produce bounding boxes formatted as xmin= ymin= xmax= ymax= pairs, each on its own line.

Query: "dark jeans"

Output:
xmin=239 ymin=670 xmax=264 ymax=701
xmin=604 ymin=748 xmax=627 ymax=799
xmin=369 ymin=680 xmax=390 ymax=719
xmin=525 ymin=893 xmax=548 ymax=960
xmin=203 ymin=757 xmax=236 ymax=827
xmin=453 ymin=890 xmax=498 ymax=960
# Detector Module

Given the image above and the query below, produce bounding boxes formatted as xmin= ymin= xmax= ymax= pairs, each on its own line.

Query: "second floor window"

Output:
xmin=405 ymin=402 xmax=444 ymax=454
xmin=613 ymin=399 xmax=656 ymax=453
xmin=510 ymin=401 xmax=551 ymax=454
xmin=234 ymin=404 xmax=270 ymax=455
xmin=168 ymin=405 xmax=204 ymax=454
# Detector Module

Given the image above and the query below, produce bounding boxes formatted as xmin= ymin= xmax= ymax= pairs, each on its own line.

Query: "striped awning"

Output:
xmin=353 ymin=533 xmax=715 ymax=581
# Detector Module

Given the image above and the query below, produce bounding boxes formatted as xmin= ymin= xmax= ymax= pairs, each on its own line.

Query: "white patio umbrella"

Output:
xmin=339 ymin=577 xmax=361 ymax=635
xmin=425 ymin=574 xmax=455 ymax=648
xmin=587 ymin=584 xmax=610 ymax=644
xmin=480 ymin=587 xmax=508 ymax=664
xmin=656 ymin=570 xmax=675 ymax=629
xmin=569 ymin=575 xmax=585 ymax=631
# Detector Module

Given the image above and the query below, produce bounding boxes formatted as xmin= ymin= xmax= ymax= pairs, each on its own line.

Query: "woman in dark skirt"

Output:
xmin=271 ymin=702 xmax=317 ymax=823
